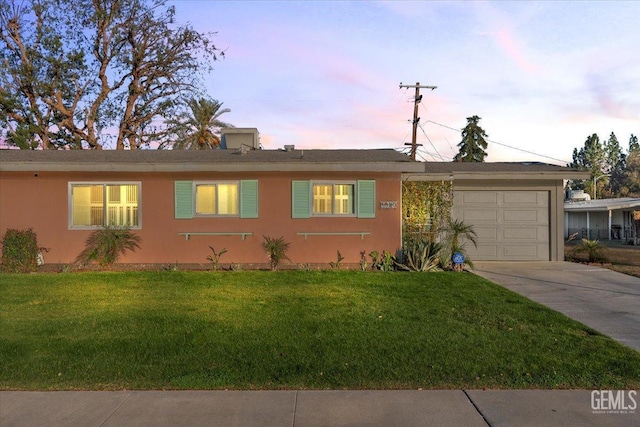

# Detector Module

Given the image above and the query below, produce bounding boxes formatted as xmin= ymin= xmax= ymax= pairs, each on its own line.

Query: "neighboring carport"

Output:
xmin=474 ymin=261 xmax=640 ymax=352
xmin=405 ymin=162 xmax=589 ymax=261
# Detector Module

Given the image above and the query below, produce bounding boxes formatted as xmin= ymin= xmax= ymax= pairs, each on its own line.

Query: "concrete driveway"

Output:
xmin=473 ymin=262 xmax=640 ymax=352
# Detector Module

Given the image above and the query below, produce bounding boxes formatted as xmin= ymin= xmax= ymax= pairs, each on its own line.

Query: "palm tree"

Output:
xmin=169 ymin=98 xmax=233 ymax=149
xmin=440 ymin=218 xmax=478 ymax=270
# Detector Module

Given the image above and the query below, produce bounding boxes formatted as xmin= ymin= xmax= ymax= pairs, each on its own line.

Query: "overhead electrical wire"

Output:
xmin=422 ymin=118 xmax=571 ymax=164
xmin=418 ymin=123 xmax=445 ymax=161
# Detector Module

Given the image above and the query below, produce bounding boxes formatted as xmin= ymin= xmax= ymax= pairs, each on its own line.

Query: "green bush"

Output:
xmin=573 ymin=238 xmax=607 ymax=263
xmin=369 ymin=250 xmax=396 ymax=271
xmin=397 ymin=239 xmax=442 ymax=272
xmin=262 ymin=236 xmax=290 ymax=270
xmin=75 ymin=226 xmax=142 ymax=267
xmin=1 ymin=228 xmax=39 ymax=273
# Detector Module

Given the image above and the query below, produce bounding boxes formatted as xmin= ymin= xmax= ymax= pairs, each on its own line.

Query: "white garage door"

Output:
xmin=453 ymin=191 xmax=550 ymax=261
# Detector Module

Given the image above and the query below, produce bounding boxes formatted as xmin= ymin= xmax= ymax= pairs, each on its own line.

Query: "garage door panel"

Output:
xmin=463 ymin=209 xmax=498 ymax=223
xmin=475 ymin=227 xmax=498 ymax=240
xmin=467 ymin=245 xmax=498 ymax=259
xmin=502 ymin=191 xmax=549 ymax=206
xmin=501 ymin=226 xmax=549 ymax=242
xmin=458 ymin=191 xmax=498 ymax=204
xmin=503 ymin=210 xmax=539 ymax=222
xmin=502 ymin=208 xmax=548 ymax=224
xmin=453 ymin=190 xmax=550 ymax=261
xmin=503 ymin=227 xmax=537 ymax=240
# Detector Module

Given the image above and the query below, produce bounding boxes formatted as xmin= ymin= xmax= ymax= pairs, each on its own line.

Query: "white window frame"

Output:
xmin=68 ymin=182 xmax=142 ymax=230
xmin=193 ymin=181 xmax=240 ymax=217
xmin=311 ymin=181 xmax=357 ymax=217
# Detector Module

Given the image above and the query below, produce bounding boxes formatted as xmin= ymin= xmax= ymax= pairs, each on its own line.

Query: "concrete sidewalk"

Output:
xmin=473 ymin=261 xmax=640 ymax=352
xmin=1 ymin=390 xmax=638 ymax=427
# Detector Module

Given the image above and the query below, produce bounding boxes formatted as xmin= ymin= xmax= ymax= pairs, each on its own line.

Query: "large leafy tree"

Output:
xmin=454 ymin=115 xmax=488 ymax=162
xmin=164 ymin=98 xmax=233 ymax=149
xmin=0 ymin=0 xmax=222 ymax=150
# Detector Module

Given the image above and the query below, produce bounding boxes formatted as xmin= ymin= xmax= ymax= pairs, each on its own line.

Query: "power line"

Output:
xmin=443 ymin=136 xmax=457 ymax=157
xmin=418 ymin=123 xmax=445 ymax=161
xmin=423 ymin=119 xmax=571 ymax=164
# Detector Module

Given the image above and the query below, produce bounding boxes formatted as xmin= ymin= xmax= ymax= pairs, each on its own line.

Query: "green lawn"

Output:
xmin=1 ymin=271 xmax=639 ymax=390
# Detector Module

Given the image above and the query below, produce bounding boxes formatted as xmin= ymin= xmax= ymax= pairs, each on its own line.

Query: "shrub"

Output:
xmin=75 ymin=226 xmax=142 ymax=267
xmin=440 ymin=218 xmax=477 ymax=271
xmin=396 ymin=239 xmax=442 ymax=272
xmin=262 ymin=236 xmax=291 ymax=270
xmin=573 ymin=238 xmax=607 ymax=263
xmin=1 ymin=228 xmax=39 ymax=273
xmin=206 ymin=246 xmax=227 ymax=271
xmin=369 ymin=250 xmax=396 ymax=272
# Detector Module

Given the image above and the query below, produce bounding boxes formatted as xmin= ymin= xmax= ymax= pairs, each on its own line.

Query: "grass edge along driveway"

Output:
xmin=1 ymin=271 xmax=639 ymax=390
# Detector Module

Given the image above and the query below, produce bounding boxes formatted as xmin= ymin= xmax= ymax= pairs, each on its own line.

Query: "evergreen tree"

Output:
xmin=454 ymin=115 xmax=488 ymax=162
xmin=620 ymin=150 xmax=640 ymax=197
xmin=629 ymin=134 xmax=639 ymax=153
xmin=567 ymin=134 xmax=606 ymax=194
xmin=619 ymin=134 xmax=640 ymax=197
xmin=604 ymin=132 xmax=626 ymax=197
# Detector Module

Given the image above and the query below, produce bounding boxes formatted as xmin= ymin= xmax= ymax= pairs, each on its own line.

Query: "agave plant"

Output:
xmin=396 ymin=239 xmax=442 ymax=272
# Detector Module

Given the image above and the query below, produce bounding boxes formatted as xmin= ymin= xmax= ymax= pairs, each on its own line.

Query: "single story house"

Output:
xmin=408 ymin=162 xmax=589 ymax=261
xmin=564 ymin=198 xmax=640 ymax=243
xmin=0 ymin=146 xmax=423 ymax=266
xmin=0 ymin=142 xmax=588 ymax=265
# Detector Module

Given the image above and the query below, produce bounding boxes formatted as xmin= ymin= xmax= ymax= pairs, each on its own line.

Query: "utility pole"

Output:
xmin=399 ymin=82 xmax=437 ymax=160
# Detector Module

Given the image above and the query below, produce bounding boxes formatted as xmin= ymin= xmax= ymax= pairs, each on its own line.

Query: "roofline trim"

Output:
xmin=1 ymin=161 xmax=425 ymax=173
xmin=402 ymin=171 xmax=590 ymax=181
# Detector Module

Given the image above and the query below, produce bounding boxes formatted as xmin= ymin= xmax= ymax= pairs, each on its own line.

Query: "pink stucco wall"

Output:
xmin=0 ymin=171 xmax=402 ymax=266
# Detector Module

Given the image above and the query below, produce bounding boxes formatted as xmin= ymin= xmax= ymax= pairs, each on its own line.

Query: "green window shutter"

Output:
xmin=174 ymin=181 xmax=193 ymax=219
xmin=240 ymin=180 xmax=259 ymax=218
xmin=357 ymin=180 xmax=376 ymax=218
xmin=292 ymin=181 xmax=311 ymax=218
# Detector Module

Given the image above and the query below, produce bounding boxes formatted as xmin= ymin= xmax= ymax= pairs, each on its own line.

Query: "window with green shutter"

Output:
xmin=292 ymin=180 xmax=376 ymax=218
xmin=292 ymin=181 xmax=311 ymax=218
xmin=240 ymin=180 xmax=259 ymax=218
xmin=174 ymin=180 xmax=258 ymax=219
xmin=357 ymin=180 xmax=376 ymax=218
xmin=174 ymin=181 xmax=193 ymax=219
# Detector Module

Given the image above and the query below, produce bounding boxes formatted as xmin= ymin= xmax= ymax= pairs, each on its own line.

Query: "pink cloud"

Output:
xmin=485 ymin=29 xmax=540 ymax=75
xmin=586 ymin=72 xmax=640 ymax=120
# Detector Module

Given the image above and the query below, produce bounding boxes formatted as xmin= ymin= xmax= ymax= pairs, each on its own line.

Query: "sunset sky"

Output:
xmin=171 ymin=1 xmax=639 ymax=165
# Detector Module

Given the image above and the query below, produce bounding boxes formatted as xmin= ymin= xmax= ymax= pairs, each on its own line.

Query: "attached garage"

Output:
xmin=453 ymin=190 xmax=549 ymax=260
xmin=405 ymin=162 xmax=589 ymax=262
